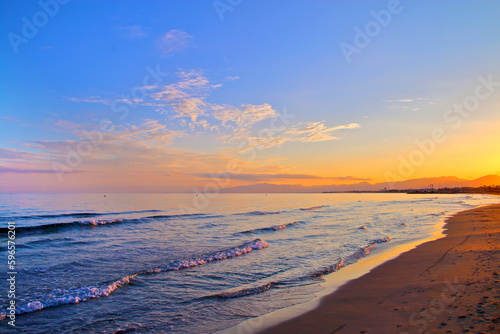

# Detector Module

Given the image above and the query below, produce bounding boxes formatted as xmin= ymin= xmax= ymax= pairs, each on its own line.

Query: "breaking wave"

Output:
xmin=0 ymin=209 xmax=163 ymax=221
xmin=240 ymin=221 xmax=301 ymax=234
xmin=237 ymin=211 xmax=281 ymax=216
xmin=0 ymin=218 xmax=130 ymax=235
xmin=1 ymin=213 xmax=217 ymax=236
xmin=208 ymin=282 xmax=278 ymax=299
xmin=311 ymin=259 xmax=345 ymax=278
xmin=144 ymin=213 xmax=210 ymax=219
xmin=4 ymin=238 xmax=269 ymax=316
xmin=14 ymin=275 xmax=137 ymax=315
xmin=141 ymin=238 xmax=268 ymax=273
xmin=311 ymin=236 xmax=391 ymax=277
xmin=201 ymin=236 xmax=392 ymax=300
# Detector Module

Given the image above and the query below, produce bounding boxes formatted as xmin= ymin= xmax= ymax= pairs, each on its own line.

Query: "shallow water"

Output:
xmin=0 ymin=193 xmax=497 ymax=333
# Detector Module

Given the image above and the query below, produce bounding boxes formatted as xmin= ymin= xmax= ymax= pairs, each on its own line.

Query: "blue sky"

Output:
xmin=1 ymin=0 xmax=500 ymax=192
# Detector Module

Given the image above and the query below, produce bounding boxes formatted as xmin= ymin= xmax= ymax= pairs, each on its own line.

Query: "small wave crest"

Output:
xmin=300 ymin=205 xmax=327 ymax=211
xmin=0 ymin=218 xmax=128 ymax=235
xmin=207 ymin=282 xmax=277 ymax=299
xmin=240 ymin=221 xmax=300 ymax=234
xmin=344 ymin=236 xmax=391 ymax=264
xmin=312 ymin=236 xmax=391 ymax=278
xmin=311 ymin=259 xmax=344 ymax=278
xmin=427 ymin=211 xmax=446 ymax=217
xmin=237 ymin=211 xmax=281 ymax=216
xmin=145 ymin=213 xmax=208 ymax=219
xmin=0 ymin=209 xmax=163 ymax=221
xmin=1 ymin=213 xmax=218 ymax=236
xmin=84 ymin=219 xmax=124 ymax=226
xmin=142 ymin=238 xmax=268 ymax=273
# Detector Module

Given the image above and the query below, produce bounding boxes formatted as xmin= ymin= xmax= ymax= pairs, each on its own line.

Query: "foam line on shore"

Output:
xmin=214 ymin=209 xmax=458 ymax=334
xmin=203 ymin=237 xmax=392 ymax=301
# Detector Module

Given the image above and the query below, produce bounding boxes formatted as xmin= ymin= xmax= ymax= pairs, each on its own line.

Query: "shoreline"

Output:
xmin=219 ymin=204 xmax=500 ymax=334
xmin=255 ymin=203 xmax=500 ymax=334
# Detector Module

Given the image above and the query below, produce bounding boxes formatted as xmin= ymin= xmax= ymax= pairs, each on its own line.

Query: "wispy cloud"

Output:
xmin=67 ymin=71 xmax=360 ymax=151
xmin=285 ymin=122 xmax=360 ymax=142
xmin=67 ymin=96 xmax=113 ymax=105
xmin=385 ymin=97 xmax=440 ymax=111
xmin=0 ymin=147 xmax=54 ymax=162
xmin=3 ymin=119 xmax=242 ymax=178
xmin=330 ymin=176 xmax=371 ymax=181
xmin=53 ymin=119 xmax=84 ymax=130
xmin=0 ymin=166 xmax=84 ymax=174
xmin=147 ymin=69 xmax=218 ymax=122
xmin=244 ymin=121 xmax=360 ymax=150
xmin=156 ymin=29 xmax=192 ymax=55
xmin=114 ymin=25 xmax=148 ymax=39
xmin=69 ymin=70 xmax=276 ymax=132
xmin=194 ymin=172 xmax=371 ymax=182
xmin=385 ymin=99 xmax=415 ymax=103
xmin=213 ymin=103 xmax=277 ymax=131
xmin=385 ymin=97 xmax=440 ymax=105
xmin=1 ymin=116 xmax=20 ymax=122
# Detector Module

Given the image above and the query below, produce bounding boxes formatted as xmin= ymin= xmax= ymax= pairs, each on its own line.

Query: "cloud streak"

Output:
xmin=384 ymin=97 xmax=440 ymax=108
xmin=285 ymin=121 xmax=360 ymax=142
xmin=2 ymin=119 xmax=250 ymax=183
xmin=66 ymin=71 xmax=361 ymax=159
xmin=0 ymin=166 xmax=84 ymax=174
xmin=114 ymin=25 xmax=148 ymax=39
xmin=194 ymin=173 xmax=371 ymax=182
xmin=156 ymin=29 xmax=192 ymax=55
xmin=243 ymin=121 xmax=360 ymax=150
xmin=68 ymin=70 xmax=279 ymax=133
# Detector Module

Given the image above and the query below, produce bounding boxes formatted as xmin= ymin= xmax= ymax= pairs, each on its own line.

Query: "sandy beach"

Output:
xmin=258 ymin=204 xmax=500 ymax=334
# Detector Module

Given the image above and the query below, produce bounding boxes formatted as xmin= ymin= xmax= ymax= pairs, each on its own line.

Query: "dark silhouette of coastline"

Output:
xmin=324 ymin=185 xmax=500 ymax=195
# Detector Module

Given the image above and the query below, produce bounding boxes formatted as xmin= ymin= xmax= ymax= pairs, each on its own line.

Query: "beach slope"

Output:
xmin=259 ymin=204 xmax=500 ymax=334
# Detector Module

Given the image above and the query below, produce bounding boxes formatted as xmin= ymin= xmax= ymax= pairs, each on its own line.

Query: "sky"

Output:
xmin=1 ymin=0 xmax=500 ymax=193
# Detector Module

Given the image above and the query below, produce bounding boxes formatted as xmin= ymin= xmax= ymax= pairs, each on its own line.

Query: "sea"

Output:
xmin=0 ymin=193 xmax=498 ymax=333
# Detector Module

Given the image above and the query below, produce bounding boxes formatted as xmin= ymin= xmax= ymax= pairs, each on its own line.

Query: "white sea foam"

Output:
xmin=312 ymin=259 xmax=345 ymax=278
xmin=144 ymin=238 xmax=269 ymax=273
xmin=9 ymin=239 xmax=269 ymax=316
xmin=343 ymin=236 xmax=391 ymax=265
xmin=209 ymin=282 xmax=275 ymax=298
xmin=16 ymin=274 xmax=137 ymax=315
xmin=210 ymin=235 xmax=393 ymax=298
xmin=83 ymin=218 xmax=124 ymax=226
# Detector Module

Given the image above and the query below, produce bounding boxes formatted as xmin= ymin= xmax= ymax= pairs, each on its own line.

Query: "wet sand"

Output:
xmin=258 ymin=204 xmax=500 ymax=334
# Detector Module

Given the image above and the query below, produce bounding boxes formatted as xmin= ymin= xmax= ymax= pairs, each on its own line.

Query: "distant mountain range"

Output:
xmin=220 ymin=174 xmax=500 ymax=193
